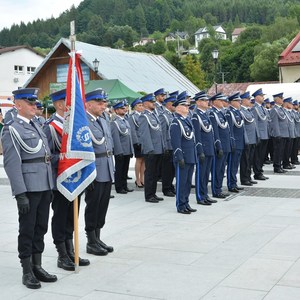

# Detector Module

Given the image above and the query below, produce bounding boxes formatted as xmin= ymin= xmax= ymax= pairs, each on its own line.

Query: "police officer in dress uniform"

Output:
xmin=139 ymin=93 xmax=165 ymax=203
xmin=34 ymin=101 xmax=46 ymax=127
xmin=269 ymin=93 xmax=289 ymax=173
xmin=128 ymin=98 xmax=145 ymax=187
xmin=225 ymin=92 xmax=245 ymax=193
xmin=1 ymin=88 xmax=57 ymax=289
xmin=43 ymin=89 xmax=89 ymax=271
xmin=111 ymin=100 xmax=134 ymax=194
xmin=251 ymin=88 xmax=269 ymax=180
xmin=3 ymin=105 xmax=18 ymax=123
xmin=153 ymin=88 xmax=167 ymax=116
xmin=282 ymin=97 xmax=296 ymax=169
xmin=209 ymin=93 xmax=231 ymax=199
xmin=291 ymin=100 xmax=300 ymax=165
xmin=264 ymin=98 xmax=273 ymax=164
xmin=170 ymin=95 xmax=197 ymax=214
xmin=84 ymin=89 xmax=114 ymax=256
xmin=159 ymin=95 xmax=176 ymax=197
xmin=192 ymin=91 xmax=216 ymax=205
xmin=239 ymin=92 xmax=259 ymax=186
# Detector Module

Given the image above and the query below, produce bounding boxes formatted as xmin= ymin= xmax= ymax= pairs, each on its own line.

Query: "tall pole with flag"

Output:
xmin=57 ymin=21 xmax=96 ymax=273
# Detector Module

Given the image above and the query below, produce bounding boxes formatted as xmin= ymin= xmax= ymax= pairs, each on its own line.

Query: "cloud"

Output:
xmin=0 ymin=0 xmax=82 ymax=30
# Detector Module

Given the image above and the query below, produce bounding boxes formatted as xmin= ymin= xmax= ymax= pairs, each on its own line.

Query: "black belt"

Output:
xmin=22 ymin=155 xmax=51 ymax=164
xmin=96 ymin=151 xmax=113 ymax=158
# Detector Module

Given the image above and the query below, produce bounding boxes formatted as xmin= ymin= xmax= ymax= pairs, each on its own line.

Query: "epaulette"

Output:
xmin=4 ymin=119 xmax=14 ymax=126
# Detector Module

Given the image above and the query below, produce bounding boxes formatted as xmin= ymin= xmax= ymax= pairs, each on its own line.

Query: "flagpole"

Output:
xmin=70 ymin=20 xmax=80 ymax=274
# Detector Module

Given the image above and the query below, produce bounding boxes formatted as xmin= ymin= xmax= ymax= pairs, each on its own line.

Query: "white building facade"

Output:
xmin=0 ymin=46 xmax=44 ymax=99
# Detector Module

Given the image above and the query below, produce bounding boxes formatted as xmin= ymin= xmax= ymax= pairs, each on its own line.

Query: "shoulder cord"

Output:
xmin=89 ymin=128 xmax=105 ymax=145
xmin=274 ymin=107 xmax=286 ymax=120
xmin=254 ymin=106 xmax=267 ymax=121
xmin=132 ymin=114 xmax=139 ymax=128
xmin=293 ymin=111 xmax=300 ymax=122
xmin=196 ymin=114 xmax=212 ymax=132
xmin=240 ymin=110 xmax=254 ymax=123
xmin=143 ymin=114 xmax=160 ymax=131
xmin=49 ymin=124 xmax=61 ymax=151
xmin=9 ymin=126 xmax=43 ymax=157
xmin=177 ymin=118 xmax=194 ymax=140
xmin=114 ymin=120 xmax=129 ymax=136
xmin=230 ymin=111 xmax=244 ymax=128
xmin=284 ymin=110 xmax=294 ymax=123
xmin=213 ymin=112 xmax=228 ymax=129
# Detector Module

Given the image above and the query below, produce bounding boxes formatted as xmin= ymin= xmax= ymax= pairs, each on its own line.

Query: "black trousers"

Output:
xmin=144 ymin=154 xmax=162 ymax=200
xmin=18 ymin=191 xmax=52 ymax=259
xmin=85 ymin=181 xmax=112 ymax=232
xmin=240 ymin=144 xmax=255 ymax=183
xmin=253 ymin=139 xmax=268 ymax=176
xmin=291 ymin=137 xmax=300 ymax=163
xmin=161 ymin=151 xmax=175 ymax=194
xmin=283 ymin=138 xmax=292 ymax=167
xmin=272 ymin=137 xmax=286 ymax=170
xmin=51 ymin=190 xmax=81 ymax=245
xmin=265 ymin=139 xmax=273 ymax=161
xmin=114 ymin=155 xmax=131 ymax=192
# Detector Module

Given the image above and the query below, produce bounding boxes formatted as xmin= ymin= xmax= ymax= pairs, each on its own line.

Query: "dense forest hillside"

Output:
xmin=0 ymin=0 xmax=299 ymax=88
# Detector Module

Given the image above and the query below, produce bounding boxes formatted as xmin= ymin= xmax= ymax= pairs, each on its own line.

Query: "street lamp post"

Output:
xmin=92 ymin=58 xmax=99 ymax=74
xmin=212 ymin=49 xmax=219 ymax=93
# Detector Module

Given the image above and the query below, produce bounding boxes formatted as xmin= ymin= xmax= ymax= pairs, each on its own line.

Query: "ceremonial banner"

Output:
xmin=57 ymin=52 xmax=96 ymax=201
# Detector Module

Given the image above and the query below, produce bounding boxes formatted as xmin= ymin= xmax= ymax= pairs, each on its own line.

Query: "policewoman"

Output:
xmin=170 ymin=95 xmax=197 ymax=214
xmin=1 ymin=88 xmax=56 ymax=289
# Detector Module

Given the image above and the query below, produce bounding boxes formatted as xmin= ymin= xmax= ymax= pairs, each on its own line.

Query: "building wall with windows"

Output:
xmin=0 ymin=47 xmax=44 ymax=99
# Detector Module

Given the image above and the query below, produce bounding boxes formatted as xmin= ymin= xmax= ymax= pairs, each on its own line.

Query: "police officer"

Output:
xmin=264 ymin=98 xmax=273 ymax=164
xmin=251 ymin=88 xmax=269 ymax=180
xmin=291 ymin=100 xmax=300 ymax=165
xmin=153 ymin=88 xmax=167 ymax=116
xmin=1 ymin=88 xmax=57 ymax=289
xmin=192 ymin=91 xmax=216 ymax=205
xmin=159 ymin=95 xmax=176 ymax=197
xmin=85 ymin=89 xmax=114 ymax=256
xmin=239 ymin=92 xmax=259 ymax=186
xmin=209 ymin=93 xmax=231 ymax=199
xmin=269 ymin=92 xmax=289 ymax=173
xmin=282 ymin=97 xmax=295 ymax=169
xmin=111 ymin=100 xmax=134 ymax=194
xmin=43 ymin=89 xmax=89 ymax=271
xmin=139 ymin=93 xmax=165 ymax=203
xmin=3 ymin=104 xmax=18 ymax=123
xmin=34 ymin=101 xmax=46 ymax=127
xmin=128 ymin=98 xmax=145 ymax=187
xmin=170 ymin=95 xmax=197 ymax=214
xmin=226 ymin=92 xmax=245 ymax=193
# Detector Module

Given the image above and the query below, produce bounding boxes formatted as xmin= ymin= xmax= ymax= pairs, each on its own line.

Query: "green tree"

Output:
xmin=183 ymin=55 xmax=206 ymax=89
xmin=152 ymin=39 xmax=167 ymax=55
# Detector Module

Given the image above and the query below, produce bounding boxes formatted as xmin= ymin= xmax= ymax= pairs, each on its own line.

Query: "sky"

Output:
xmin=0 ymin=0 xmax=83 ymax=30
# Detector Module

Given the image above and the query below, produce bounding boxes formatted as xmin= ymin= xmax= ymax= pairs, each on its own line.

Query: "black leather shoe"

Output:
xmin=186 ymin=205 xmax=197 ymax=212
xmin=86 ymin=243 xmax=108 ymax=256
xmin=254 ymin=175 xmax=266 ymax=180
xmin=213 ymin=193 xmax=226 ymax=199
xmin=145 ymin=197 xmax=159 ymax=203
xmin=154 ymin=195 xmax=164 ymax=201
xmin=197 ymin=200 xmax=211 ymax=205
xmin=274 ymin=168 xmax=285 ymax=173
xmin=125 ymin=187 xmax=134 ymax=192
xmin=250 ymin=180 xmax=257 ymax=184
xmin=292 ymin=161 xmax=300 ymax=165
xmin=57 ymin=256 xmax=75 ymax=271
xmin=206 ymin=197 xmax=217 ymax=203
xmin=164 ymin=191 xmax=176 ymax=197
xmin=97 ymin=239 xmax=114 ymax=253
xmin=117 ymin=189 xmax=127 ymax=194
xmin=177 ymin=209 xmax=191 ymax=214
xmin=22 ymin=272 xmax=41 ymax=289
xmin=110 ymin=195 xmax=115 ymax=199
xmin=32 ymin=266 xmax=57 ymax=282
xmin=69 ymin=255 xmax=90 ymax=266
xmin=283 ymin=165 xmax=293 ymax=169
xmin=236 ymin=186 xmax=244 ymax=190
xmin=222 ymin=192 xmax=230 ymax=197
xmin=228 ymin=187 xmax=239 ymax=193
xmin=191 ymin=184 xmax=195 ymax=188
xmin=241 ymin=181 xmax=252 ymax=186
xmin=127 ymin=176 xmax=132 ymax=179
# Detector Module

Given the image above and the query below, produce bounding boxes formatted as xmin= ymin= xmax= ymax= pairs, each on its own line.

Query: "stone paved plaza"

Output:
xmin=1 ymin=155 xmax=300 ymax=300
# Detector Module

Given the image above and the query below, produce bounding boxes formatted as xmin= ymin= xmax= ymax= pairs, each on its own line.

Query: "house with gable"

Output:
xmin=278 ymin=31 xmax=300 ymax=83
xmin=194 ymin=25 xmax=226 ymax=48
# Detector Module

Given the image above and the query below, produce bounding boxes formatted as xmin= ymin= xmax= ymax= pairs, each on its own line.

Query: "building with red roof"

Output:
xmin=278 ymin=32 xmax=300 ymax=83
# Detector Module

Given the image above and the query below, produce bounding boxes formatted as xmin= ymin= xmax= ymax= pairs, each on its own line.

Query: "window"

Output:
xmin=27 ymin=66 xmax=36 ymax=74
xmin=14 ymin=65 xmax=24 ymax=74
xmin=57 ymin=63 xmax=90 ymax=83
